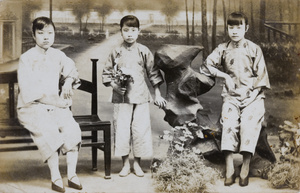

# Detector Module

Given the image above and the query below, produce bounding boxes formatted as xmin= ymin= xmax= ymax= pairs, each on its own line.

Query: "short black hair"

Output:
xmin=120 ymin=15 xmax=140 ymax=29
xmin=32 ymin=16 xmax=55 ymax=36
xmin=227 ymin=12 xmax=248 ymax=26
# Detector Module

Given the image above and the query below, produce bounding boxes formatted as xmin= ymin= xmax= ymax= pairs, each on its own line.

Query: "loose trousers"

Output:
xmin=113 ymin=103 xmax=153 ymax=157
xmin=220 ymin=98 xmax=265 ymax=155
xmin=17 ymin=104 xmax=81 ymax=162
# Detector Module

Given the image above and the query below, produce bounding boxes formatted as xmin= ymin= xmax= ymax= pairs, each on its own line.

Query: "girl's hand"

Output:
xmin=240 ymin=89 xmax=259 ymax=107
xmin=224 ymin=75 xmax=235 ymax=94
xmin=61 ymin=78 xmax=74 ymax=99
xmin=38 ymin=95 xmax=70 ymax=108
xmin=56 ymin=97 xmax=72 ymax=108
xmin=154 ymin=95 xmax=167 ymax=109
xmin=111 ymin=81 xmax=126 ymax=95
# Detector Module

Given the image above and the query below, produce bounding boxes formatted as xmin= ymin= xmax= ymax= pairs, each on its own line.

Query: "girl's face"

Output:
xmin=33 ymin=24 xmax=55 ymax=50
xmin=121 ymin=24 xmax=140 ymax=45
xmin=227 ymin=19 xmax=248 ymax=42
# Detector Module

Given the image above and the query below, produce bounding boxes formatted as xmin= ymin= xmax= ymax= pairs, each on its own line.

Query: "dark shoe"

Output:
xmin=68 ymin=175 xmax=83 ymax=190
xmin=239 ymin=175 xmax=249 ymax=186
xmin=52 ymin=179 xmax=65 ymax=193
xmin=224 ymin=173 xmax=236 ymax=186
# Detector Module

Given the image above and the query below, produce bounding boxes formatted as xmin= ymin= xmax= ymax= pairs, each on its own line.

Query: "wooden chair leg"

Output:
xmin=92 ymin=130 xmax=98 ymax=171
xmin=104 ymin=127 xmax=111 ymax=179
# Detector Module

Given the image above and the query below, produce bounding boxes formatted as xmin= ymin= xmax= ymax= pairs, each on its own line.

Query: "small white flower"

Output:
xmin=196 ymin=130 xmax=204 ymax=139
xmin=175 ymin=144 xmax=184 ymax=151
xmin=177 ymin=126 xmax=186 ymax=131
xmin=295 ymin=135 xmax=300 ymax=146
xmin=281 ymin=146 xmax=289 ymax=155
xmin=187 ymin=135 xmax=194 ymax=139
xmin=178 ymin=136 xmax=187 ymax=142
xmin=183 ymin=130 xmax=192 ymax=135
xmin=201 ymin=125 xmax=211 ymax=130
xmin=162 ymin=135 xmax=168 ymax=140
xmin=163 ymin=130 xmax=171 ymax=135
xmin=192 ymin=147 xmax=201 ymax=154
xmin=284 ymin=120 xmax=294 ymax=127
xmin=187 ymin=122 xmax=198 ymax=127
xmin=163 ymin=135 xmax=173 ymax=141
xmin=171 ymin=127 xmax=176 ymax=131
xmin=285 ymin=142 xmax=290 ymax=147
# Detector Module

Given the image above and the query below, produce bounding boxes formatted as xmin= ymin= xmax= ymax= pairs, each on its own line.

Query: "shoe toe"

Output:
xmin=119 ymin=167 xmax=131 ymax=177
xmin=68 ymin=175 xmax=83 ymax=190
xmin=224 ymin=173 xmax=236 ymax=186
xmin=52 ymin=179 xmax=65 ymax=193
xmin=239 ymin=176 xmax=249 ymax=186
xmin=133 ymin=168 xmax=144 ymax=177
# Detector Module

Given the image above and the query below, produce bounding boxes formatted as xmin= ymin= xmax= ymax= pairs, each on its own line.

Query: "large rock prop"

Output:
xmin=155 ymin=44 xmax=222 ymax=158
xmin=155 ymin=44 xmax=276 ymax=165
xmin=155 ymin=44 xmax=215 ymax=127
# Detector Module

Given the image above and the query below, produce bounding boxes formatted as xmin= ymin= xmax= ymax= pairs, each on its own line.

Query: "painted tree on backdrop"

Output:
xmin=68 ymin=0 xmax=94 ymax=34
xmin=160 ymin=0 xmax=180 ymax=32
xmin=125 ymin=0 xmax=138 ymax=13
xmin=95 ymin=0 xmax=113 ymax=32
xmin=185 ymin=0 xmax=190 ymax=45
xmin=201 ymin=0 xmax=209 ymax=59
xmin=22 ymin=0 xmax=42 ymax=30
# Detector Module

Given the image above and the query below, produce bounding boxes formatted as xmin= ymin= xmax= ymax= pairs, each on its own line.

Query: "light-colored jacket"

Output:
xmin=17 ymin=45 xmax=80 ymax=108
xmin=102 ymin=42 xmax=163 ymax=104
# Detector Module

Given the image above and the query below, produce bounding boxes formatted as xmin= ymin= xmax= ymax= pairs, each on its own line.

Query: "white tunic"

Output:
xmin=17 ymin=45 xmax=81 ymax=162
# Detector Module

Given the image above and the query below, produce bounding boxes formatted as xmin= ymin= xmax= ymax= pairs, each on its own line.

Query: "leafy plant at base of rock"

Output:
xmin=262 ymin=119 xmax=300 ymax=190
xmin=278 ymin=120 xmax=300 ymax=162
xmin=152 ymin=122 xmax=221 ymax=193
xmin=266 ymin=162 xmax=300 ymax=190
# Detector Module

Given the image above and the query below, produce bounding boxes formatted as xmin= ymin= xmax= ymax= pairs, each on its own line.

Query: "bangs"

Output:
xmin=36 ymin=22 xmax=47 ymax=30
xmin=123 ymin=19 xmax=139 ymax=28
xmin=227 ymin=12 xmax=248 ymax=26
xmin=120 ymin=15 xmax=140 ymax=28
xmin=227 ymin=17 xmax=244 ymax=26
xmin=32 ymin=17 xmax=55 ymax=34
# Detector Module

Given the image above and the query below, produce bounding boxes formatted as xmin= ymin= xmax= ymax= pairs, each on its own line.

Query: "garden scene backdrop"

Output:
xmin=0 ymin=0 xmax=299 ymax=192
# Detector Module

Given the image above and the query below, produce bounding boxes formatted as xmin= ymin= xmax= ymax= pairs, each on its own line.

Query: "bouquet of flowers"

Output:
xmin=112 ymin=65 xmax=134 ymax=88
xmin=103 ymin=63 xmax=133 ymax=102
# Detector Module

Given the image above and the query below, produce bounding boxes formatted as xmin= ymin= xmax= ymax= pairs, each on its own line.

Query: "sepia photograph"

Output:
xmin=0 ymin=0 xmax=299 ymax=192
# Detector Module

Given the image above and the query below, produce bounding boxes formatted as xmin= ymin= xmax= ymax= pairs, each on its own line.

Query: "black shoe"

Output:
xmin=51 ymin=179 xmax=65 ymax=193
xmin=239 ymin=175 xmax=249 ymax=186
xmin=224 ymin=173 xmax=236 ymax=186
xmin=68 ymin=175 xmax=83 ymax=190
